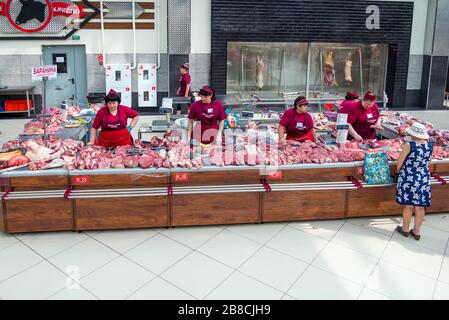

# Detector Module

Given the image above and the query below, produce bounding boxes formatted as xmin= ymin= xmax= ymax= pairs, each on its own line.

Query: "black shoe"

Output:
xmin=410 ymin=229 xmax=421 ymax=241
xmin=396 ymin=225 xmax=409 ymax=237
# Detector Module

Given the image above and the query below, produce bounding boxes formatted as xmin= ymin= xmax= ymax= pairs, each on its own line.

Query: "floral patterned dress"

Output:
xmin=396 ymin=141 xmax=433 ymax=207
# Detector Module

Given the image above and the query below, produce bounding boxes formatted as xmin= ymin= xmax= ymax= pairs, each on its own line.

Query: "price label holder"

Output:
xmin=73 ymin=176 xmax=90 ymax=185
xmin=175 ymin=173 xmax=189 ymax=182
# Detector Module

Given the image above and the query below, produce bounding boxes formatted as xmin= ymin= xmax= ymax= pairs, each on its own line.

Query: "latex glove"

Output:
xmin=127 ymin=125 xmax=132 ymax=132
xmin=215 ymin=135 xmax=223 ymax=146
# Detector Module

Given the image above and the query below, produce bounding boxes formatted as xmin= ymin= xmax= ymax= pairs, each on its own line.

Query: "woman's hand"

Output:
xmin=354 ymin=134 xmax=363 ymax=142
xmin=87 ymin=141 xmax=94 ymax=146
xmin=215 ymin=134 xmax=223 ymax=146
xmin=370 ymin=124 xmax=384 ymax=131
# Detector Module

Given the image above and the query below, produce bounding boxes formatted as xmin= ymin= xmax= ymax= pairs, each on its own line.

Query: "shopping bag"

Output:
xmin=363 ymin=152 xmax=392 ymax=185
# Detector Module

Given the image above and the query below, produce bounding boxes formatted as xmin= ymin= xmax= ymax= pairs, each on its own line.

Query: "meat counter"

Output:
xmin=1 ymin=160 xmax=448 ymax=234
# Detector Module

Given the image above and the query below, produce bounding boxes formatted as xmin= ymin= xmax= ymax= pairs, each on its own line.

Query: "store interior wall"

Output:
xmin=210 ymin=0 xmax=413 ymax=108
xmin=0 ymin=0 xmax=169 ymax=111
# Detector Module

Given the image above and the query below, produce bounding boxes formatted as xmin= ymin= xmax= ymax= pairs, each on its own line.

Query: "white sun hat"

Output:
xmin=405 ymin=122 xmax=429 ymax=140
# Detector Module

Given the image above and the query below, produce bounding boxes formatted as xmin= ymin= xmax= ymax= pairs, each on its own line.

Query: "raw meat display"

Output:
xmin=0 ymin=138 xmax=84 ymax=171
xmin=67 ymin=106 xmax=81 ymax=117
xmin=428 ymin=129 xmax=449 ymax=146
xmin=2 ymin=110 xmax=449 ymax=173
xmin=324 ymin=51 xmax=338 ymax=87
xmin=7 ymin=155 xmax=30 ymax=168
xmin=22 ymin=120 xmax=62 ymax=135
xmin=314 ymin=113 xmax=330 ymax=130
xmin=124 ymin=156 xmax=140 ymax=168
xmin=432 ymin=146 xmax=449 ymax=160
xmin=28 ymin=158 xmax=66 ymax=170
xmin=379 ymin=111 xmax=434 ymax=136
xmin=1 ymin=139 xmax=22 ymax=151
xmin=0 ymin=161 xmax=8 ymax=170
xmin=24 ymin=140 xmax=55 ymax=162
xmin=336 ymin=138 xmax=405 ymax=161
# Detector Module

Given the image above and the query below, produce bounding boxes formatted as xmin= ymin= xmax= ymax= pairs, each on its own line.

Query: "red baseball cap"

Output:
xmin=107 ymin=89 xmax=118 ymax=95
xmin=364 ymin=91 xmax=377 ymax=101
xmin=199 ymin=86 xmax=214 ymax=96
xmin=345 ymin=91 xmax=359 ymax=100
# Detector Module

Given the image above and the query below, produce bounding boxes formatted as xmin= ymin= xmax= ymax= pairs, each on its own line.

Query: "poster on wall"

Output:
xmin=0 ymin=0 xmax=98 ymax=39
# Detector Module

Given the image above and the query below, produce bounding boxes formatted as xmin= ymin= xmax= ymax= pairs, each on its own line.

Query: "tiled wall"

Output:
xmin=0 ymin=55 xmax=41 ymax=91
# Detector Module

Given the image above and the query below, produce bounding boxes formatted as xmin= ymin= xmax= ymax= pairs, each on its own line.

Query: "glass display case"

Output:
xmin=227 ymin=42 xmax=309 ymax=99
xmin=226 ymin=41 xmax=388 ymax=110
xmin=308 ymin=43 xmax=388 ymax=106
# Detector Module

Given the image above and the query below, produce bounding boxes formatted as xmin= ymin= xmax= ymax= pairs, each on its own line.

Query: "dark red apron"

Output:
xmin=96 ymin=108 xmax=132 ymax=147
xmin=286 ymin=131 xmax=315 ymax=142
xmin=285 ymin=113 xmax=314 ymax=142
xmin=352 ymin=108 xmax=378 ymax=140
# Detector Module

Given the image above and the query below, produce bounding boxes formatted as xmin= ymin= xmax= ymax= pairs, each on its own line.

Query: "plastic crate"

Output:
xmin=5 ymin=100 xmax=32 ymax=111
xmin=323 ymin=103 xmax=334 ymax=111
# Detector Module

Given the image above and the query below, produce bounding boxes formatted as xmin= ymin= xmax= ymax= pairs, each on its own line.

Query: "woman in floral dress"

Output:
xmin=395 ymin=122 xmax=433 ymax=241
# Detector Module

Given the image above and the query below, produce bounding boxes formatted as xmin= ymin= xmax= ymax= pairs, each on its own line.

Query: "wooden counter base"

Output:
xmin=172 ymin=193 xmax=260 ymax=226
xmin=347 ymin=186 xmax=403 ymax=217
xmin=1 ymin=167 xmax=448 ymax=233
xmin=4 ymin=199 xmax=73 ymax=233
xmin=75 ymin=196 xmax=169 ymax=230
xmin=263 ymin=190 xmax=346 ymax=222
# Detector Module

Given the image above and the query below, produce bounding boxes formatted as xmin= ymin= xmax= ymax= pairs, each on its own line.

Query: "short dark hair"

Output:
xmin=105 ymin=92 xmax=121 ymax=104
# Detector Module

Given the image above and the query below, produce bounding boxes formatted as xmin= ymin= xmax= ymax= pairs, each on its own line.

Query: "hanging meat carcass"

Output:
xmin=255 ymin=53 xmax=264 ymax=90
xmin=344 ymin=52 xmax=353 ymax=84
xmin=324 ymin=51 xmax=338 ymax=87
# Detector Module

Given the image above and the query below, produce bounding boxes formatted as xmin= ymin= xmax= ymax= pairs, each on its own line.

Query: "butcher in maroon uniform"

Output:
xmin=339 ymin=90 xmax=384 ymax=141
xmin=176 ymin=63 xmax=191 ymax=115
xmin=89 ymin=89 xmax=139 ymax=147
xmin=187 ymin=86 xmax=226 ymax=145
xmin=278 ymin=96 xmax=317 ymax=144
xmin=339 ymin=91 xmax=359 ymax=113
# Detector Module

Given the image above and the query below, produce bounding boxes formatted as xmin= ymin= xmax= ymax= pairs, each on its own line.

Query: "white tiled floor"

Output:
xmin=1 ymin=213 xmax=449 ymax=299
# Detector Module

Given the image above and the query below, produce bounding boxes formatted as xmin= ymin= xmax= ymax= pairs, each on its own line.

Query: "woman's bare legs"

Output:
xmin=413 ymin=207 xmax=425 ymax=235
xmin=401 ymin=206 xmax=414 ymax=232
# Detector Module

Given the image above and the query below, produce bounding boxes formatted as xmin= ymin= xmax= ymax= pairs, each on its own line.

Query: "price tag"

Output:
xmin=268 ymin=171 xmax=283 ymax=180
xmin=336 ymin=113 xmax=348 ymax=125
xmin=73 ymin=176 xmax=90 ymax=185
xmin=175 ymin=173 xmax=189 ymax=182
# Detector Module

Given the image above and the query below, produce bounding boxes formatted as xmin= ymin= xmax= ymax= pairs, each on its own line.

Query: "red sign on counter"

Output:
xmin=73 ymin=176 xmax=90 ymax=185
xmin=175 ymin=173 xmax=189 ymax=182
xmin=268 ymin=171 xmax=283 ymax=180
